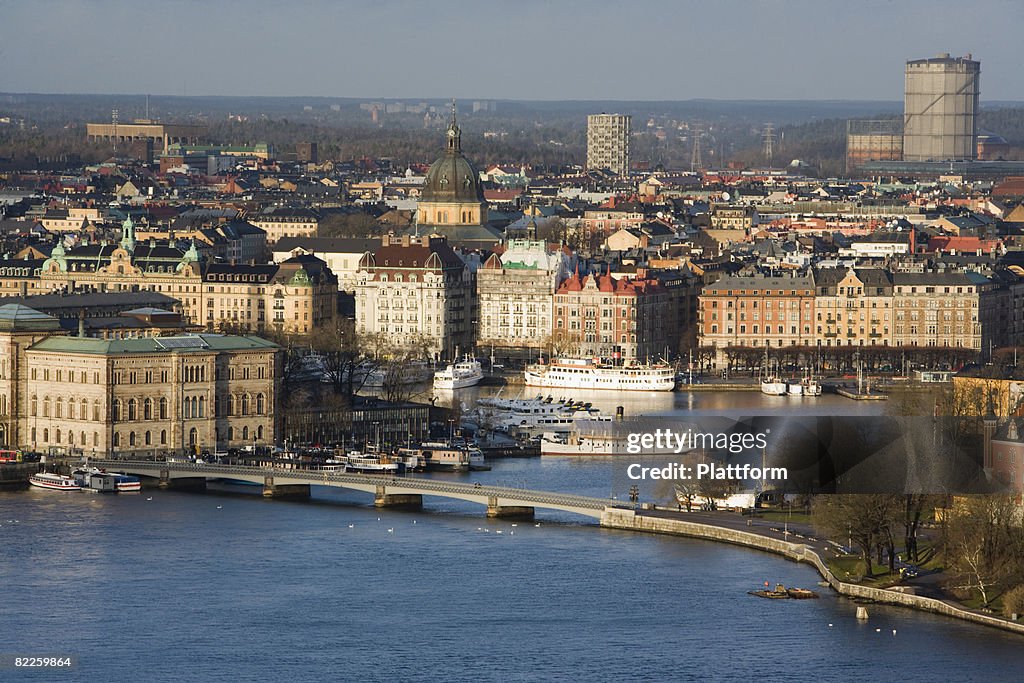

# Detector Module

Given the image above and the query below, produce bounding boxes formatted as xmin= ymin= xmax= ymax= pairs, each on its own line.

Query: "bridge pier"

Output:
xmin=263 ymin=476 xmax=311 ymax=499
xmin=486 ymin=496 xmax=535 ymax=519
xmin=374 ymin=485 xmax=423 ymax=509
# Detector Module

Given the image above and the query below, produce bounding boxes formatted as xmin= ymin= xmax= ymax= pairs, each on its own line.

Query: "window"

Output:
xmin=159 ymin=397 xmax=168 ymax=420
xmin=144 ymin=398 xmax=153 ymax=420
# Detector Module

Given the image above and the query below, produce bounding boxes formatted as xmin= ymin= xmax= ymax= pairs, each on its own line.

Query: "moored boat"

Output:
xmin=29 ymin=472 xmax=81 ymax=491
xmin=524 ymin=357 xmax=675 ymax=392
xmin=433 ymin=356 xmax=484 ymax=390
xmin=760 ymin=378 xmax=788 ymax=396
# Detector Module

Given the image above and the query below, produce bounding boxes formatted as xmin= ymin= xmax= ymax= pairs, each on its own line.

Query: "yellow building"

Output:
xmin=1 ymin=218 xmax=339 ymax=336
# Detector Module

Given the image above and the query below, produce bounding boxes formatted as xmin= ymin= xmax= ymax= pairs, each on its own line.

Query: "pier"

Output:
xmin=79 ymin=460 xmax=623 ymax=520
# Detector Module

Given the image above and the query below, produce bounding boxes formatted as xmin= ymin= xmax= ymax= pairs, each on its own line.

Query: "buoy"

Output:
xmin=856 ymin=607 xmax=869 ymax=620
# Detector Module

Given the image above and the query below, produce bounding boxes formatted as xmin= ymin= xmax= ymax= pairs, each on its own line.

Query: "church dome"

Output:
xmin=420 ymin=111 xmax=484 ymax=204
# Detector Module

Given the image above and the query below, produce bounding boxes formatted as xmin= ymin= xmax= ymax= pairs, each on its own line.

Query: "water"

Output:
xmin=439 ymin=385 xmax=888 ymax=418
xmin=3 ymin=451 xmax=1024 ymax=681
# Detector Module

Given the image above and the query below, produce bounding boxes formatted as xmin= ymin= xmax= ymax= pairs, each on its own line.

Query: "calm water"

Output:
xmin=3 ymin=452 xmax=1024 ymax=682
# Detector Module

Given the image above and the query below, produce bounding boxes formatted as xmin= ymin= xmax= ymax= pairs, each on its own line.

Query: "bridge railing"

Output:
xmin=87 ymin=460 xmax=626 ymax=511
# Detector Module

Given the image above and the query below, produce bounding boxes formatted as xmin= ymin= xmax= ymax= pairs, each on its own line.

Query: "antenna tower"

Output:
xmin=690 ymin=124 xmax=703 ymax=171
xmin=111 ymin=109 xmax=119 ymax=154
xmin=762 ymin=124 xmax=775 ymax=166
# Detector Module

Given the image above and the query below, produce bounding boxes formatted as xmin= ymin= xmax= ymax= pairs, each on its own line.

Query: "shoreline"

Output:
xmin=599 ymin=507 xmax=1024 ymax=638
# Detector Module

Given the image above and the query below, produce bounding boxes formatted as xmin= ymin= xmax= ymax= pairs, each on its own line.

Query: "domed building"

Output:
xmin=414 ymin=105 xmax=501 ymax=247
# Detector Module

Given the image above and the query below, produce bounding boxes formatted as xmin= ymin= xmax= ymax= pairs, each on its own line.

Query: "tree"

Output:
xmin=942 ymin=495 xmax=1024 ymax=606
xmin=813 ymin=494 xmax=903 ymax=577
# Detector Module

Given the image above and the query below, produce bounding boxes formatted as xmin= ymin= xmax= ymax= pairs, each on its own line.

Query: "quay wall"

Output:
xmin=600 ymin=508 xmax=1024 ymax=637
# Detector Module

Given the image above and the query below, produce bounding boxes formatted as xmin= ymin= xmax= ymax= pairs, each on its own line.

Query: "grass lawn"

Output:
xmin=750 ymin=510 xmax=812 ymax=524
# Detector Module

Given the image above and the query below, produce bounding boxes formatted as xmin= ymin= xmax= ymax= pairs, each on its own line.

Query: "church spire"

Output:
xmin=446 ymin=99 xmax=461 ymax=156
xmin=120 ymin=215 xmax=136 ymax=252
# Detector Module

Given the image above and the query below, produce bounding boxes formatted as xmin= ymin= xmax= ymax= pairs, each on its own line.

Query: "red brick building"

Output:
xmin=552 ymin=268 xmax=673 ymax=362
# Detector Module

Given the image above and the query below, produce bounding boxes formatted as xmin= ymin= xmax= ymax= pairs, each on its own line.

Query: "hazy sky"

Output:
xmin=1 ymin=0 xmax=1022 ymax=101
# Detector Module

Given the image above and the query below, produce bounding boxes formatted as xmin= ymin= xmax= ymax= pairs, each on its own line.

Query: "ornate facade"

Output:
xmin=0 ymin=218 xmax=337 ymax=335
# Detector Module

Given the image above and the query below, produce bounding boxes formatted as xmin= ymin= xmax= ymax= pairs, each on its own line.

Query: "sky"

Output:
xmin=1 ymin=0 xmax=1022 ymax=102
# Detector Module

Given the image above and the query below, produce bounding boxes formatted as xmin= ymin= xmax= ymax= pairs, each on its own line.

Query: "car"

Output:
xmin=899 ymin=565 xmax=920 ymax=579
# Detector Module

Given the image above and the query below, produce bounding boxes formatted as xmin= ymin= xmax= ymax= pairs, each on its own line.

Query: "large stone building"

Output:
xmin=476 ymin=239 xmax=572 ymax=357
xmin=698 ymin=269 xmax=987 ymax=365
xmin=249 ymin=207 xmax=320 ymax=245
xmin=699 ymin=274 xmax=817 ymax=364
xmin=552 ymin=268 xmax=673 ymax=362
xmin=586 ymin=113 xmax=631 ymax=177
xmin=354 ymin=234 xmax=473 ymax=359
xmin=0 ymin=218 xmax=338 ymax=336
xmin=0 ymin=304 xmax=280 ymax=455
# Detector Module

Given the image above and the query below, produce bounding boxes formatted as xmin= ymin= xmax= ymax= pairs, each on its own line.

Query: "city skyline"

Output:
xmin=1 ymin=0 xmax=1023 ymax=101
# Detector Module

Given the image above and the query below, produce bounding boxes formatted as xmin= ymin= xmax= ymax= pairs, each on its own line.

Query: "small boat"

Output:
xmin=787 ymin=381 xmax=803 ymax=396
xmin=786 ymin=587 xmax=820 ymax=599
xmin=748 ymin=583 xmax=790 ymax=599
xmin=760 ymin=378 xmax=787 ymax=396
xmin=29 ymin=472 xmax=81 ymax=491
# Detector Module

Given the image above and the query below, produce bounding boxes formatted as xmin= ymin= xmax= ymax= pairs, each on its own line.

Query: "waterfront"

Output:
xmin=3 ymin=453 xmax=1024 ymax=681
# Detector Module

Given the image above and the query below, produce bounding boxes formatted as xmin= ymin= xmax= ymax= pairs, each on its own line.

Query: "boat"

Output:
xmin=801 ymin=377 xmax=822 ymax=396
xmin=73 ymin=466 xmax=143 ymax=493
xmin=29 ymin=472 xmax=81 ymax=491
xmin=433 ymin=356 xmax=484 ymax=390
xmin=540 ymin=418 xmax=696 ymax=456
xmin=760 ymin=378 xmax=787 ymax=396
xmin=415 ymin=440 xmax=474 ymax=472
xmin=748 ymin=583 xmax=791 ymax=599
xmin=786 ymin=587 xmax=820 ymax=599
xmin=477 ymin=395 xmax=611 ymax=437
xmin=787 ymin=381 xmax=803 ymax=396
xmin=342 ymin=451 xmax=399 ymax=474
xmin=524 ymin=358 xmax=675 ymax=392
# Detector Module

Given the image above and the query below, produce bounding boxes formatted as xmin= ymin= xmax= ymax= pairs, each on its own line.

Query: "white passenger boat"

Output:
xmin=540 ymin=419 xmax=696 ymax=456
xmin=433 ymin=357 xmax=484 ymax=390
xmin=29 ymin=472 xmax=81 ymax=491
xmin=787 ymin=381 xmax=803 ymax=396
xmin=476 ymin=394 xmax=611 ymax=436
xmin=342 ymin=452 xmax=399 ymax=474
xmin=524 ymin=358 xmax=675 ymax=392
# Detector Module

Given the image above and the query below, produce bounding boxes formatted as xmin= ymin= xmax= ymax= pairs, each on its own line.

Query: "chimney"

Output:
xmin=78 ymin=309 xmax=86 ymax=337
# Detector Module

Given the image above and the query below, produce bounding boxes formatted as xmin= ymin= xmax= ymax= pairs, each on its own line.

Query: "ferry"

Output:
xmin=524 ymin=358 xmax=676 ymax=392
xmin=29 ymin=472 xmax=81 ymax=491
xmin=433 ymin=356 xmax=484 ymax=390
xmin=476 ymin=395 xmax=611 ymax=436
xmin=342 ymin=451 xmax=399 ymax=474
xmin=73 ymin=467 xmax=143 ymax=492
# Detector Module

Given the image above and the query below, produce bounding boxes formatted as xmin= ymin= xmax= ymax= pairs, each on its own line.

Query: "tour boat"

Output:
xmin=342 ymin=452 xmax=399 ymax=474
xmin=29 ymin=472 xmax=81 ymax=491
xmin=476 ymin=395 xmax=611 ymax=436
xmin=433 ymin=356 xmax=484 ymax=390
xmin=524 ymin=358 xmax=675 ymax=392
